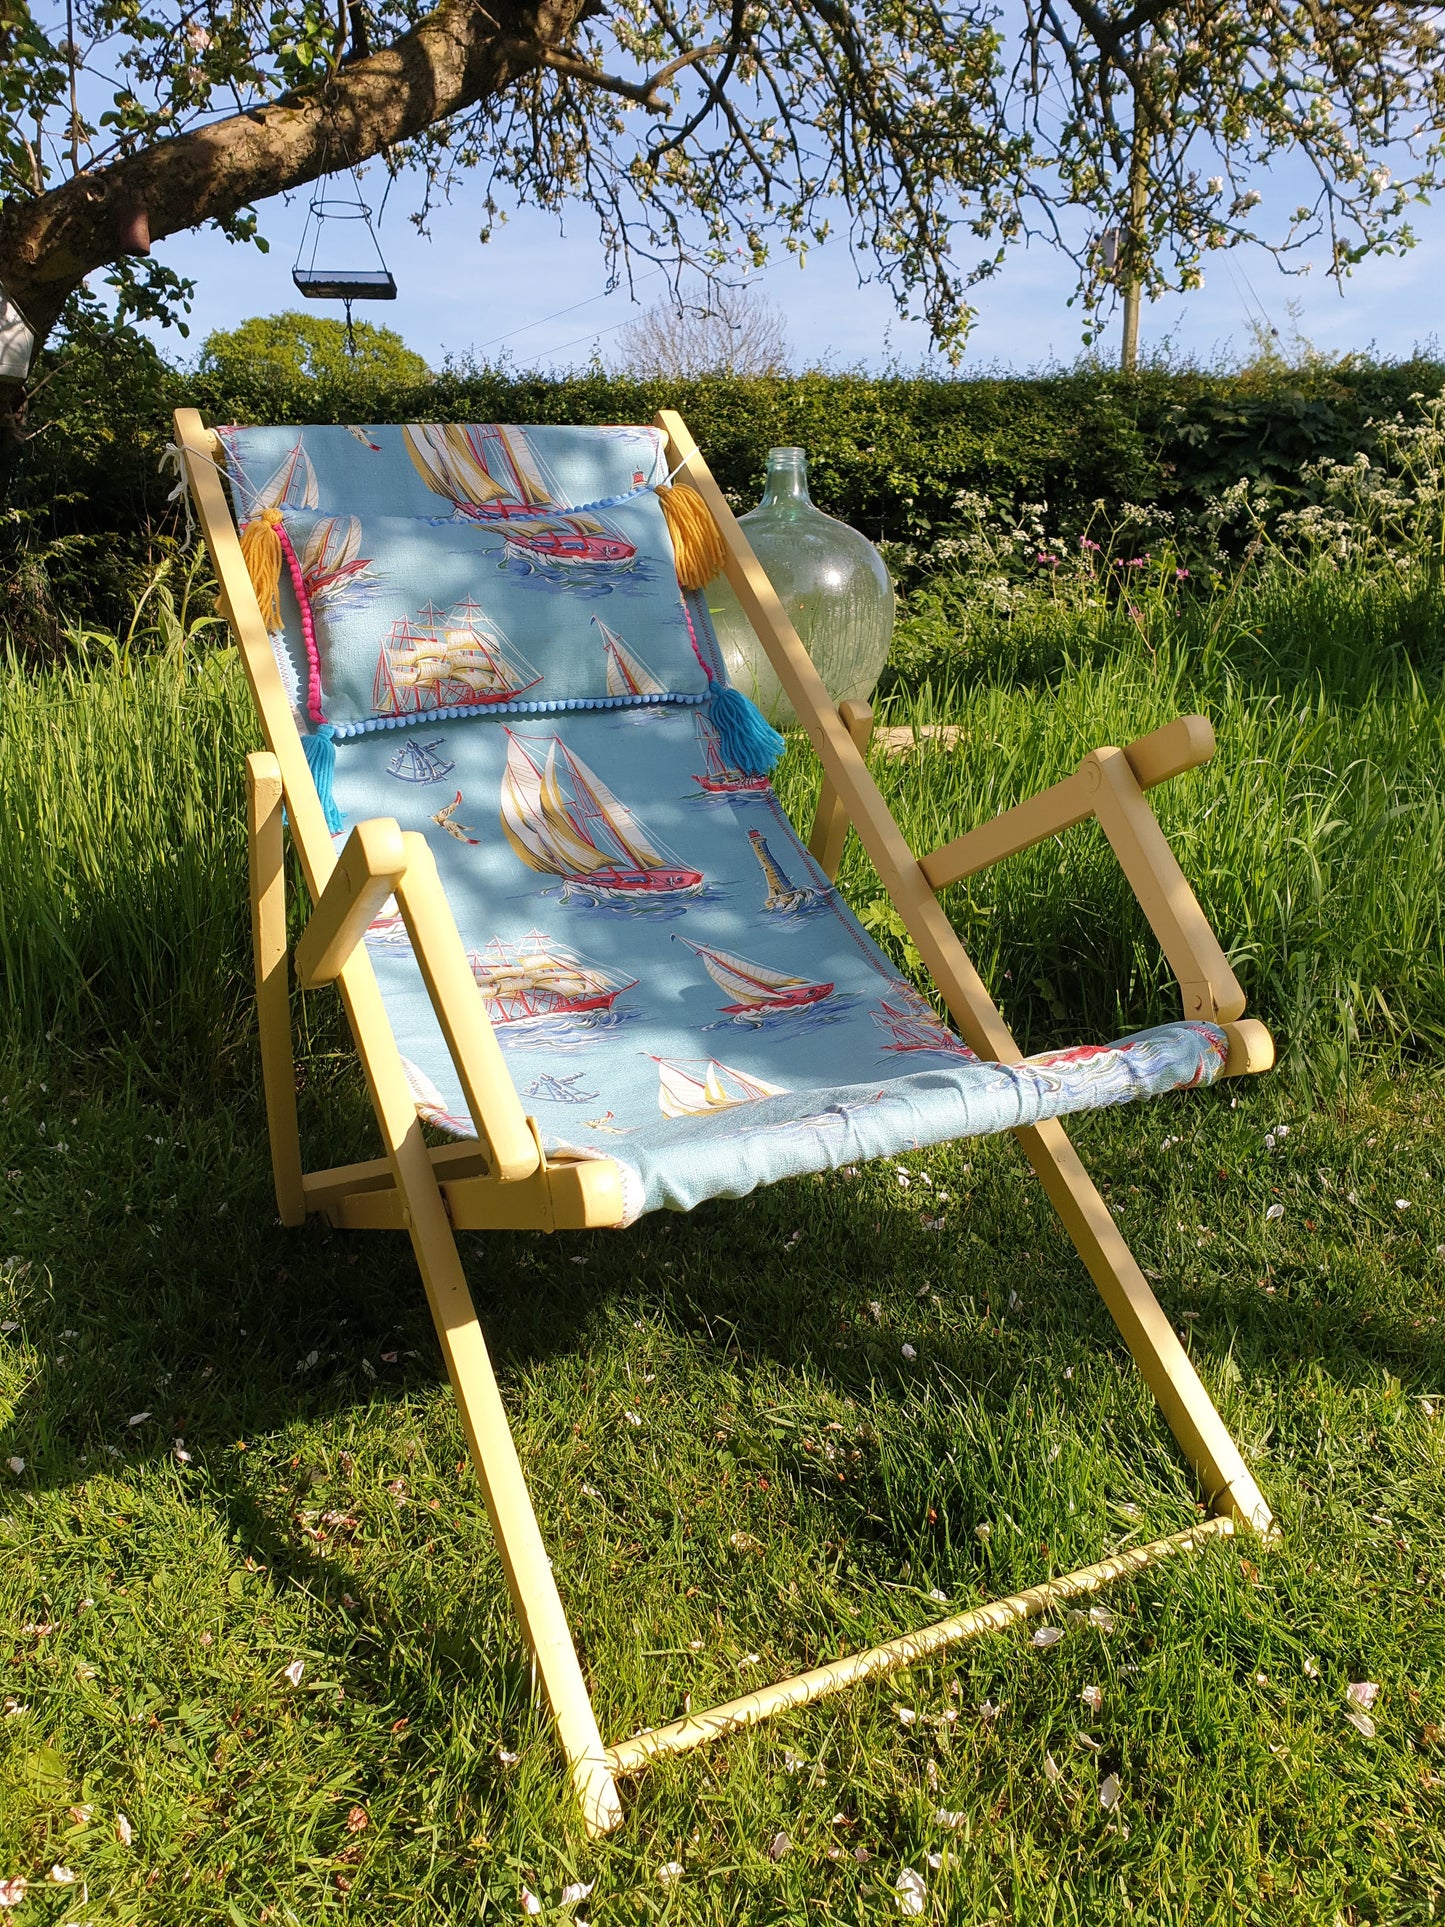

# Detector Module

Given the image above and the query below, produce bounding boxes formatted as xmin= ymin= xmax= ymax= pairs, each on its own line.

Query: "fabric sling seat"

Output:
xmin=177 ymin=405 xmax=1277 ymax=1835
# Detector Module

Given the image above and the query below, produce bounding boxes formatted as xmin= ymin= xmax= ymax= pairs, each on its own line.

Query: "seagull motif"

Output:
xmin=431 ymin=790 xmax=479 ymax=844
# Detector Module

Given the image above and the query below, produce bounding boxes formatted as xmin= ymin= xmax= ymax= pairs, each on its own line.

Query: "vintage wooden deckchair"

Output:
xmin=175 ymin=404 xmax=1274 ymax=1835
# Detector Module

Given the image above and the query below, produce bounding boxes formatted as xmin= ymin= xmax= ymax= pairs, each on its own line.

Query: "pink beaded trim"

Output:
xmin=273 ymin=517 xmax=326 ymax=726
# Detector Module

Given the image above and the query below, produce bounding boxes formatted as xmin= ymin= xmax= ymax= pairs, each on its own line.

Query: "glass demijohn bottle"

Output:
xmin=704 ymin=447 xmax=895 ymax=726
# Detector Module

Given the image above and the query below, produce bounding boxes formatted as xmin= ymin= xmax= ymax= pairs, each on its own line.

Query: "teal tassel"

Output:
xmin=302 ymin=724 xmax=345 ymax=833
xmin=709 ymin=681 xmax=785 ymax=776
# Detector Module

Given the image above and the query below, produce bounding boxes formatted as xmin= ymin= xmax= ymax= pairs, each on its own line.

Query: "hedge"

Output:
xmin=5 ymin=320 xmax=1442 ymax=649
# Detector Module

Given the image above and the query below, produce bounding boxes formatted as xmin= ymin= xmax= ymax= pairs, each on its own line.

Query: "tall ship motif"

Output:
xmin=467 ymin=932 xmax=637 ymax=1024
xmin=871 ymin=983 xmax=974 ymax=1057
xmin=652 ymin=1057 xmax=790 ymax=1119
xmin=676 ymin=937 xmax=833 ymax=1016
xmin=500 ymin=730 xmax=704 ymax=898
xmin=404 ymin=423 xmax=637 ymax=568
xmin=691 ymin=712 xmax=771 ymax=794
xmin=373 ymin=598 xmax=542 ymax=716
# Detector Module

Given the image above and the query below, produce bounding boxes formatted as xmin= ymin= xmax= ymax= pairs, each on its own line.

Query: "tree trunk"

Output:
xmin=0 ymin=0 xmax=579 ymax=476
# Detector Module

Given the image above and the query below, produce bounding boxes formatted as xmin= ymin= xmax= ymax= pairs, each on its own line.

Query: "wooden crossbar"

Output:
xmin=606 ymin=1517 xmax=1233 ymax=1775
xmin=183 ymin=405 xmax=1277 ymax=1839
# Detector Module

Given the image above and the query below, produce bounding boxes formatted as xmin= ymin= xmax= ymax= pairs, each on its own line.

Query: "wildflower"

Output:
xmin=1176 ymin=566 xmax=1190 ymax=580
xmin=1080 ymin=536 xmax=1101 ymax=551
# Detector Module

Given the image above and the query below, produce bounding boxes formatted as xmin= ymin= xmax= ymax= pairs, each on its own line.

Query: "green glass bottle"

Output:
xmin=705 ymin=447 xmax=895 ymax=726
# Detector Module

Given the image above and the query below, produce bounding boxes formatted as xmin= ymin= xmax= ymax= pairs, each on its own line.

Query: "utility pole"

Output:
xmin=1120 ymin=121 xmax=1148 ymax=374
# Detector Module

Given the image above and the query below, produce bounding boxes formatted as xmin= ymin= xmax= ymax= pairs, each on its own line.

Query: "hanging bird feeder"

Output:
xmin=292 ymin=166 xmax=396 ymax=349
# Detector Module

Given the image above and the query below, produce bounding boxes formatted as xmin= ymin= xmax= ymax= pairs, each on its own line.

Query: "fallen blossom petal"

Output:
xmin=895 ymin=1705 xmax=917 ymax=1726
xmin=1099 ymin=1773 xmax=1122 ymax=1811
xmin=1344 ymin=1709 xmax=1377 ymax=1738
xmin=497 ymin=1747 xmax=520 ymax=1767
xmin=1076 ymin=1732 xmax=1102 ymax=1753
xmin=5 ymin=1458 xmax=22 ymax=1476
xmin=1081 ymin=1684 xmax=1103 ymax=1714
xmin=283 ymin=1659 xmax=306 ymax=1688
xmin=901 ymin=1343 xmax=917 ymax=1362
xmin=657 ymin=1861 xmax=683 ymax=1884
xmin=116 ymin=1811 xmax=134 ymax=1845
xmin=345 ymin=1806 xmax=369 ymax=1833
xmin=934 ymin=1809 xmax=965 ymax=1829
xmin=1303 ymin=1657 xmax=1320 ymax=1679
xmin=1347 ymin=1682 xmax=1380 ymax=1710
xmin=1043 ymin=1752 xmax=1063 ymax=1784
xmin=520 ymin=1885 xmax=542 ymax=1915
xmin=977 ymin=1699 xmax=1001 ymax=1720
xmin=47 ymin=1866 xmax=77 ymax=1884
xmin=768 ymin=1831 xmax=791 ymax=1860
xmin=1031 ymin=1625 xmax=1064 ymax=1648
xmin=1265 ymin=1203 xmax=1284 ymax=1222
xmin=738 ymin=1653 xmax=760 ymax=1669
xmin=896 ymin=1867 xmax=927 ymax=1916
xmin=1088 ymin=1605 xmax=1116 ymax=1631
xmin=67 ymin=1806 xmax=92 ymax=1825
xmin=1395 ymin=1199 xmax=1411 ymax=1211
xmin=128 ymin=1411 xmax=151 ymax=1426
xmin=560 ymin=1880 xmax=594 ymax=1905
xmin=0 ymin=1879 xmax=25 ymax=1908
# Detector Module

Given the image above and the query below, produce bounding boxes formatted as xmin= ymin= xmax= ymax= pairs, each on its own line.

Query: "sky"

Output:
xmin=140 ymin=151 xmax=1445 ymax=378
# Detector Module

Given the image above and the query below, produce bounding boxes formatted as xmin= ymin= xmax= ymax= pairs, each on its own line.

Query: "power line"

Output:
xmin=471 ymin=266 xmax=666 ymax=354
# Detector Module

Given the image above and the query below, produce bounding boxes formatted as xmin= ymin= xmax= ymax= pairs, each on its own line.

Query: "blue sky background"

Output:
xmin=140 ymin=150 xmax=1444 ymax=376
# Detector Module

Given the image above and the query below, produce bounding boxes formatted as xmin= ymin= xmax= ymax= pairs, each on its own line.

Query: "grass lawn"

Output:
xmin=1 ymin=559 xmax=1443 ymax=1922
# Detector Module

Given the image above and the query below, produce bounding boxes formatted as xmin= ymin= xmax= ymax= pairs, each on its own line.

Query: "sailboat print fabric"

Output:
xmin=328 ymin=704 xmax=1229 ymax=1224
xmin=217 ymin=422 xmax=711 ymax=729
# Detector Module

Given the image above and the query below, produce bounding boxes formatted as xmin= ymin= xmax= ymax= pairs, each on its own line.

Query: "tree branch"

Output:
xmin=541 ymin=40 xmax=734 ymax=111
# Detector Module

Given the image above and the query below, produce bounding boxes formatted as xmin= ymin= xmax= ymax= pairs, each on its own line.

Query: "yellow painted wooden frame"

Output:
xmin=178 ymin=404 xmax=1274 ymax=1836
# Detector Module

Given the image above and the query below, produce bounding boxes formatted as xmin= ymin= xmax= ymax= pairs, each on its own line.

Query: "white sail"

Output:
xmin=595 ymin=616 xmax=667 ymax=698
xmin=500 ymin=732 xmax=676 ymax=878
xmin=680 ymin=940 xmax=815 ymax=1005
xmin=655 ymin=1057 xmax=789 ymax=1118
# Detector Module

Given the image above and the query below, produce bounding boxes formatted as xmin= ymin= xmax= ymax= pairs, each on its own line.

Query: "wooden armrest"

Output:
xmin=295 ymin=818 xmax=407 ymax=988
xmin=921 ymin=715 xmax=1216 ymax=887
xmin=920 ymin=716 xmax=1245 ymax=1026
xmin=393 ymin=832 xmax=540 ymax=1185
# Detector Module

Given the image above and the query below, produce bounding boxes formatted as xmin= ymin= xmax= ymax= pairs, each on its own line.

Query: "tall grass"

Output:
xmin=3 ymin=553 xmax=1443 ymax=1092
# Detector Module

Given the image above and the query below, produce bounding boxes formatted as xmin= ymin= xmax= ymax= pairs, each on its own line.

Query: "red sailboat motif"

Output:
xmin=403 ymin=423 xmax=637 ymax=568
xmin=652 ymin=1056 xmax=790 ymax=1119
xmin=691 ymin=712 xmax=771 ymax=793
xmin=500 ymin=730 xmax=703 ymax=898
xmin=372 ymin=598 xmax=542 ymax=716
xmin=466 ymin=931 xmax=636 ymax=1023
xmin=677 ymin=937 xmax=833 ymax=1015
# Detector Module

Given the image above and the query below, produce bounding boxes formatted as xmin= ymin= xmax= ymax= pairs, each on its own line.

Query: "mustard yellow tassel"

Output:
xmin=657 ymin=482 xmax=726 ymax=591
xmin=238 ymin=506 xmax=285 ymax=630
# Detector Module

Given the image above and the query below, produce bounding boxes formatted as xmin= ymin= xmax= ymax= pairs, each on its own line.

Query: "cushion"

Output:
xmin=325 ymin=703 xmax=1229 ymax=1225
xmin=217 ymin=423 xmax=713 ymax=731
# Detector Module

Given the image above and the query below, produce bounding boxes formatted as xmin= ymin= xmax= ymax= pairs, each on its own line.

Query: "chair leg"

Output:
xmin=338 ymin=962 xmax=624 ymax=1834
xmin=1016 ymin=1115 xmax=1273 ymax=1534
xmin=245 ymin=752 xmax=306 ymax=1228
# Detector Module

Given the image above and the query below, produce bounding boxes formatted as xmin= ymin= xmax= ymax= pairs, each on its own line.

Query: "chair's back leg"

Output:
xmin=808 ymin=699 xmax=874 ymax=880
xmin=1018 ymin=1116 xmax=1273 ymax=1533
xmin=246 ymin=752 xmax=306 ymax=1228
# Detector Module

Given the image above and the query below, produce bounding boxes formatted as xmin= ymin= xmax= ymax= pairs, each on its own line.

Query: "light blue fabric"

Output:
xmin=221 ymin=421 xmax=1230 ymax=1225
xmin=329 ymin=705 xmax=1228 ymax=1224
xmin=218 ymin=423 xmax=711 ymax=728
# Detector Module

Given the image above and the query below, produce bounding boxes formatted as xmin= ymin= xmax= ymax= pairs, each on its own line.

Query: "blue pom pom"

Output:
xmin=302 ymin=724 xmax=345 ymax=834
xmin=709 ymin=681 xmax=785 ymax=776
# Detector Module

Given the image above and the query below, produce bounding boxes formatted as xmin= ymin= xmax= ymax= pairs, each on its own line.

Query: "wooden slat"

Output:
xmin=246 ymin=753 xmax=306 ymax=1227
xmin=607 ymin=1517 xmax=1234 ymax=1774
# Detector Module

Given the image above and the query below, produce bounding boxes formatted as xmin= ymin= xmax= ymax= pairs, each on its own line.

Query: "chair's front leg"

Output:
xmin=245 ymin=752 xmax=306 ymax=1227
xmin=807 ymin=699 xmax=875 ymax=880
